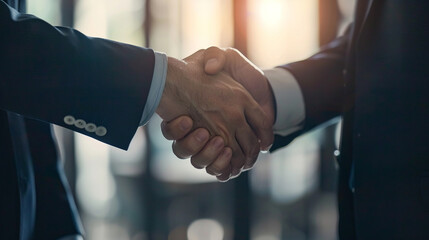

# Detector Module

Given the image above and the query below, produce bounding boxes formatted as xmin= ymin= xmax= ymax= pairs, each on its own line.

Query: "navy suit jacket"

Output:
xmin=272 ymin=1 xmax=429 ymax=239
xmin=0 ymin=0 xmax=155 ymax=239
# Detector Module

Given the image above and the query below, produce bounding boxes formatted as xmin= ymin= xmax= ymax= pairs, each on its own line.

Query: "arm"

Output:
xmin=272 ymin=32 xmax=349 ymax=150
xmin=0 ymin=1 xmax=154 ymax=149
xmin=0 ymin=1 xmax=273 ymax=158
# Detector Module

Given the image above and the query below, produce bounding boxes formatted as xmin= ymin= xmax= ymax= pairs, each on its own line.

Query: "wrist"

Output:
xmin=263 ymin=68 xmax=305 ymax=134
xmin=156 ymin=57 xmax=188 ymax=121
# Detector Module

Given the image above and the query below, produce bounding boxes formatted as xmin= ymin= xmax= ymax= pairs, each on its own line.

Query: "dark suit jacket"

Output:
xmin=272 ymin=0 xmax=429 ymax=239
xmin=0 ymin=0 xmax=155 ymax=239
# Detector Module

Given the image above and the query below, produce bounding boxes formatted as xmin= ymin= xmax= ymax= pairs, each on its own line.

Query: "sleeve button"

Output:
xmin=95 ymin=126 xmax=107 ymax=136
xmin=74 ymin=119 xmax=86 ymax=129
xmin=85 ymin=123 xmax=97 ymax=132
xmin=64 ymin=115 xmax=75 ymax=125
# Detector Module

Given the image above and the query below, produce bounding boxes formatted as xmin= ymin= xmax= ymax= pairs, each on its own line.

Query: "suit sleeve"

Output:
xmin=271 ymin=28 xmax=351 ymax=151
xmin=0 ymin=1 xmax=155 ymax=150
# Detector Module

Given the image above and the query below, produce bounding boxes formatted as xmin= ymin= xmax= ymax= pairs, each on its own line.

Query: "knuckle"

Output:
xmin=205 ymin=46 xmax=225 ymax=61
xmin=206 ymin=46 xmax=221 ymax=52
xmin=230 ymin=115 xmax=242 ymax=125
xmin=228 ymin=109 xmax=244 ymax=124
xmin=214 ymin=127 xmax=230 ymax=145
xmin=226 ymin=47 xmax=239 ymax=56
xmin=195 ymin=49 xmax=205 ymax=54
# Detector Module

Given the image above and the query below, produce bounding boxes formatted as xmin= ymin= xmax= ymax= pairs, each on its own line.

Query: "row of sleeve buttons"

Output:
xmin=63 ymin=115 xmax=107 ymax=136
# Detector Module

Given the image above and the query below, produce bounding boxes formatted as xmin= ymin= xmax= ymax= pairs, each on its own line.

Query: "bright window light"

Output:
xmin=187 ymin=219 xmax=224 ymax=240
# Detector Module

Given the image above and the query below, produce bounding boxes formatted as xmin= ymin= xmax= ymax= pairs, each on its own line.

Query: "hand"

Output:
xmin=204 ymin=47 xmax=275 ymax=124
xmin=161 ymin=47 xmax=276 ymax=181
xmin=156 ymin=50 xmax=273 ymax=180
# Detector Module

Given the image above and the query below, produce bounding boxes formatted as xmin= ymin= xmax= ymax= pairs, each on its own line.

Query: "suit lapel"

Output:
xmin=358 ymin=0 xmax=376 ymax=36
xmin=364 ymin=0 xmax=374 ymax=21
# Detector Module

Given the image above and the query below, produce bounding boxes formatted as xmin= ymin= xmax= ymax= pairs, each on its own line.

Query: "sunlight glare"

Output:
xmin=257 ymin=0 xmax=283 ymax=27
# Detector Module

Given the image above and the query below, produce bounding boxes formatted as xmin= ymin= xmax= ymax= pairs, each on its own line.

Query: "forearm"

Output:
xmin=0 ymin=1 xmax=155 ymax=149
xmin=280 ymin=32 xmax=349 ymax=132
xmin=267 ymin=33 xmax=349 ymax=150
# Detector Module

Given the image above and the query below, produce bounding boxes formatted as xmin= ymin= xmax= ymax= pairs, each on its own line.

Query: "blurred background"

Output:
xmin=27 ymin=0 xmax=355 ymax=239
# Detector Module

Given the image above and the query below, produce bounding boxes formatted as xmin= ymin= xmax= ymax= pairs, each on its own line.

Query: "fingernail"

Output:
xmin=179 ymin=118 xmax=192 ymax=131
xmin=207 ymin=168 xmax=222 ymax=176
xmin=195 ymin=130 xmax=208 ymax=142
xmin=261 ymin=144 xmax=272 ymax=153
xmin=231 ymin=168 xmax=240 ymax=176
xmin=243 ymin=165 xmax=252 ymax=171
xmin=217 ymin=175 xmax=230 ymax=182
xmin=206 ymin=58 xmax=218 ymax=69
xmin=206 ymin=168 xmax=216 ymax=176
xmin=217 ymin=178 xmax=228 ymax=183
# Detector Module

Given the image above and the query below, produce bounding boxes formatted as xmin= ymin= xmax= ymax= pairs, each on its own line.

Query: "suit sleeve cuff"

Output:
xmin=139 ymin=51 xmax=168 ymax=126
xmin=264 ymin=68 xmax=305 ymax=136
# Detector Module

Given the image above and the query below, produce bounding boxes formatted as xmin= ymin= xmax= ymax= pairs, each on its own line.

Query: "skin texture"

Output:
xmin=204 ymin=47 xmax=275 ymax=128
xmin=160 ymin=47 xmax=276 ymax=181
xmin=156 ymin=50 xmax=274 ymax=180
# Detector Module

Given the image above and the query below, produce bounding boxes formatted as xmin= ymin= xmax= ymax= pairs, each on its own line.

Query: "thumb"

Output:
xmin=204 ymin=46 xmax=227 ymax=74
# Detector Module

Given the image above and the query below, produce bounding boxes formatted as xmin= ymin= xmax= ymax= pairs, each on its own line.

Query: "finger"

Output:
xmin=216 ymin=171 xmax=232 ymax=182
xmin=223 ymin=47 xmax=252 ymax=74
xmin=228 ymin=170 xmax=243 ymax=180
xmin=204 ymin=46 xmax=227 ymax=74
xmin=161 ymin=116 xmax=193 ymax=140
xmin=206 ymin=147 xmax=232 ymax=176
xmin=190 ymin=136 xmax=225 ymax=169
xmin=226 ymin=146 xmax=246 ymax=179
xmin=172 ymin=128 xmax=210 ymax=159
xmin=234 ymin=125 xmax=260 ymax=173
xmin=243 ymin=162 xmax=256 ymax=171
xmin=230 ymin=168 xmax=242 ymax=178
xmin=244 ymin=103 xmax=274 ymax=151
xmin=183 ymin=49 xmax=205 ymax=62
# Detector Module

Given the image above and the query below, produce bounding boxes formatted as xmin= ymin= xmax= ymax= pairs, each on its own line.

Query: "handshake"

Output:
xmin=155 ymin=47 xmax=275 ymax=181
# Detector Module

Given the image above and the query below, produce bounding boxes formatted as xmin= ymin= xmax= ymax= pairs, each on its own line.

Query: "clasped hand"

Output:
xmin=156 ymin=48 xmax=275 ymax=181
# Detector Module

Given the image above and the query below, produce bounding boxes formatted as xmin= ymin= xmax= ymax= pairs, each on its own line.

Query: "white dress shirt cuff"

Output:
xmin=139 ymin=51 xmax=168 ymax=126
xmin=264 ymin=68 xmax=305 ymax=136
